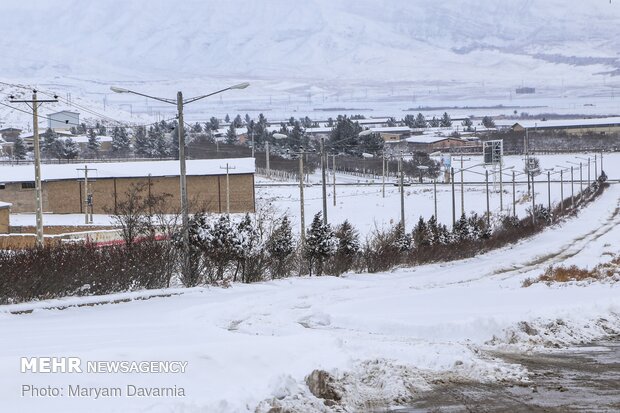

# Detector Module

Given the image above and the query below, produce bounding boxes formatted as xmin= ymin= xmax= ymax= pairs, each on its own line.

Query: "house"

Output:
xmin=0 ymin=158 xmax=256 ymax=214
xmin=385 ymin=136 xmax=468 ymax=153
xmin=503 ymin=117 xmax=620 ymax=136
xmin=0 ymin=201 xmax=10 ymax=234
xmin=47 ymin=110 xmax=80 ymax=131
xmin=0 ymin=128 xmax=22 ymax=142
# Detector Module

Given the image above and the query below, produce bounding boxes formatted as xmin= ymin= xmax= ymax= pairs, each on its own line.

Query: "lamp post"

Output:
xmin=110 ymin=82 xmax=249 ymax=280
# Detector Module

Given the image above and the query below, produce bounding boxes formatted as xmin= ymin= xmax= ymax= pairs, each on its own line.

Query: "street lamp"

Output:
xmin=110 ymin=82 xmax=249 ymax=281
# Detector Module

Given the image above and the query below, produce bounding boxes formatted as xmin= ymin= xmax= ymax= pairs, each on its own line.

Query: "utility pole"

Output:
xmin=251 ymin=129 xmax=255 ymax=158
xmin=220 ymin=163 xmax=236 ymax=214
xmin=77 ymin=165 xmax=97 ymax=224
xmin=571 ymin=166 xmax=575 ymax=209
xmin=587 ymin=157 xmax=591 ymax=187
xmin=485 ymin=170 xmax=490 ymax=227
xmin=433 ymin=179 xmax=437 ymax=218
xmin=382 ymin=152 xmax=386 ymax=198
xmin=499 ymin=160 xmax=503 ymax=212
xmin=560 ymin=170 xmax=564 ymax=214
xmin=512 ymin=170 xmax=516 ymax=217
xmin=451 ymin=167 xmax=456 ymax=227
xmin=547 ymin=171 xmax=551 ymax=213
xmin=10 ymin=91 xmax=58 ymax=247
xmin=265 ymin=141 xmax=270 ymax=177
xmin=332 ymin=154 xmax=336 ymax=206
xmin=399 ymin=151 xmax=405 ymax=231
xmin=299 ymin=152 xmax=306 ymax=245
xmin=531 ymin=172 xmax=536 ymax=225
xmin=320 ymin=137 xmax=327 ymax=224
xmin=460 ymin=155 xmax=465 ymax=215
xmin=177 ymin=91 xmax=190 ymax=279
xmin=579 ymin=162 xmax=583 ymax=193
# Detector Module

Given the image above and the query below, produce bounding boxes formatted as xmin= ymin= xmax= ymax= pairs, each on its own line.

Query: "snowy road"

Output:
xmin=0 ymin=186 xmax=619 ymax=412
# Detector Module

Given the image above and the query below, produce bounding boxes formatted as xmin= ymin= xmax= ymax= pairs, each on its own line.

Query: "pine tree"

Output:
xmin=461 ymin=118 xmax=473 ymax=132
xmin=453 ymin=214 xmax=470 ymax=242
xmin=209 ymin=117 xmax=220 ymax=131
xmin=225 ymin=124 xmax=237 ymax=144
xmin=429 ymin=116 xmax=440 ymax=128
xmin=12 ymin=136 xmax=27 ymax=160
xmin=413 ymin=216 xmax=430 ymax=248
xmin=440 ymin=112 xmax=452 ymax=127
xmin=482 ymin=116 xmax=496 ymax=128
xmin=134 ymin=126 xmax=151 ymax=158
xmin=192 ymin=122 xmax=203 ymax=133
xmin=427 ymin=215 xmax=439 ymax=245
xmin=87 ymin=128 xmax=100 ymax=157
xmin=42 ymin=128 xmax=59 ymax=158
xmin=224 ymin=114 xmax=230 ymax=123
xmin=111 ymin=126 xmax=131 ymax=157
xmin=244 ymin=114 xmax=251 ymax=125
xmin=233 ymin=114 xmax=243 ymax=127
xmin=333 ymin=220 xmax=360 ymax=275
xmin=62 ymin=138 xmax=80 ymax=159
xmin=267 ymin=216 xmax=294 ymax=278
xmin=414 ymin=113 xmax=427 ymax=128
xmin=392 ymin=222 xmax=412 ymax=252
xmin=304 ymin=212 xmax=337 ymax=276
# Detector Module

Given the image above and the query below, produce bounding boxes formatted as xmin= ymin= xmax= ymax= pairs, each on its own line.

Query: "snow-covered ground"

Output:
xmin=0 ymin=180 xmax=618 ymax=412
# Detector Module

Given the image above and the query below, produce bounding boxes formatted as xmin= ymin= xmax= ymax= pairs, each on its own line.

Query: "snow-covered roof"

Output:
xmin=60 ymin=135 xmax=113 ymax=144
xmin=497 ymin=117 xmax=620 ymax=129
xmin=366 ymin=126 xmax=411 ymax=133
xmin=0 ymin=201 xmax=11 ymax=209
xmin=48 ymin=110 xmax=80 ymax=116
xmin=403 ymin=136 xmax=464 ymax=144
xmin=0 ymin=158 xmax=255 ymax=183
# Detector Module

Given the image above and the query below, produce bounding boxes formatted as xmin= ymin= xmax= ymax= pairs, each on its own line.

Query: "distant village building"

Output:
xmin=515 ymin=87 xmax=535 ymax=94
xmin=47 ymin=110 xmax=80 ymax=131
xmin=507 ymin=117 xmax=620 ymax=136
xmin=0 ymin=128 xmax=22 ymax=142
xmin=0 ymin=158 xmax=256 ymax=214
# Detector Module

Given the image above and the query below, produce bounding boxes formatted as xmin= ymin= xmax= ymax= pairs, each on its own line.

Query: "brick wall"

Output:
xmin=0 ymin=174 xmax=255 ymax=214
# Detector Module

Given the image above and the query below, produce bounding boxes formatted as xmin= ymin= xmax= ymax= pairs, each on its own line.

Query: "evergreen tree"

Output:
xmin=386 ymin=117 xmax=397 ymax=127
xmin=333 ymin=220 xmax=360 ymax=275
xmin=440 ymin=112 xmax=452 ymax=127
xmin=233 ymin=114 xmax=243 ymax=128
xmin=111 ymin=126 xmax=131 ymax=157
xmin=304 ymin=212 xmax=337 ymax=276
xmin=191 ymin=122 xmax=203 ymax=133
xmin=413 ymin=216 xmax=430 ymax=248
xmin=329 ymin=115 xmax=363 ymax=155
xmin=87 ymin=128 xmax=101 ymax=157
xmin=414 ymin=113 xmax=427 ymax=128
xmin=452 ymin=214 xmax=470 ymax=242
xmin=225 ymin=124 xmax=237 ymax=145
xmin=461 ymin=118 xmax=473 ymax=131
xmin=12 ymin=136 xmax=27 ymax=160
xmin=244 ymin=114 xmax=251 ymax=125
xmin=134 ymin=126 xmax=152 ymax=158
xmin=427 ymin=215 xmax=439 ymax=245
xmin=224 ymin=114 xmax=230 ymax=123
xmin=403 ymin=114 xmax=415 ymax=128
xmin=208 ymin=117 xmax=220 ymax=131
xmin=482 ymin=116 xmax=496 ymax=128
xmin=392 ymin=222 xmax=412 ymax=252
xmin=42 ymin=128 xmax=59 ymax=158
xmin=62 ymin=138 xmax=80 ymax=159
xmin=267 ymin=216 xmax=294 ymax=279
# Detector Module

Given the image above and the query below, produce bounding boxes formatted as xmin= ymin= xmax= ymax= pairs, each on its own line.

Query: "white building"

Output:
xmin=47 ymin=110 xmax=80 ymax=131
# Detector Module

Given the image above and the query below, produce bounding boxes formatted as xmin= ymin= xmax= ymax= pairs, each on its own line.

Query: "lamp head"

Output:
xmin=230 ymin=82 xmax=250 ymax=90
xmin=110 ymin=86 xmax=130 ymax=94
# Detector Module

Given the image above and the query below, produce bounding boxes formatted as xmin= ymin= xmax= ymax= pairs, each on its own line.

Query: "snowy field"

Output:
xmin=0 ymin=177 xmax=619 ymax=412
xmin=9 ymin=153 xmax=620 ymax=238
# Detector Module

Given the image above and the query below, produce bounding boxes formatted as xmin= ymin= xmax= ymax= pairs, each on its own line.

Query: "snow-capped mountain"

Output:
xmin=1 ymin=0 xmax=619 ymax=128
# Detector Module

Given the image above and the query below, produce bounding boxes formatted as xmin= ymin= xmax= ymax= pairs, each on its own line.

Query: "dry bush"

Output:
xmin=0 ymin=241 xmax=174 ymax=304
